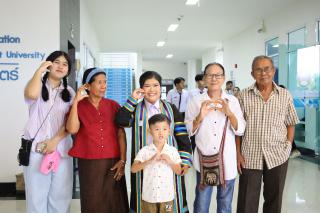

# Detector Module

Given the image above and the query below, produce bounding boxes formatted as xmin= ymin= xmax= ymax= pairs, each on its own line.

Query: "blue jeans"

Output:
xmin=193 ymin=172 xmax=235 ymax=213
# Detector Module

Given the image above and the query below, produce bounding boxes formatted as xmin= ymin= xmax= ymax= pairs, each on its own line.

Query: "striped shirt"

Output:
xmin=239 ymin=83 xmax=299 ymax=170
xmin=24 ymin=81 xmax=75 ymax=157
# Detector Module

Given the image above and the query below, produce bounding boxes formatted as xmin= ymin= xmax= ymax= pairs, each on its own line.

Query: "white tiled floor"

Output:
xmin=0 ymin=158 xmax=319 ymax=213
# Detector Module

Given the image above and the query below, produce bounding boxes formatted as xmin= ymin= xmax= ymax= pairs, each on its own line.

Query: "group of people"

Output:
xmin=22 ymin=51 xmax=299 ymax=213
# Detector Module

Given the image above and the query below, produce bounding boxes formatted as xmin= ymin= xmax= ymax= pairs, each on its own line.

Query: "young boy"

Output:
xmin=131 ymin=114 xmax=182 ymax=213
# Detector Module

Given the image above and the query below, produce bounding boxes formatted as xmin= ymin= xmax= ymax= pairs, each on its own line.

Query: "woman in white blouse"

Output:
xmin=185 ymin=62 xmax=246 ymax=213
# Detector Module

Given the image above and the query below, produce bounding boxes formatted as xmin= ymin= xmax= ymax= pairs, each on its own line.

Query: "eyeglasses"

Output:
xmin=205 ymin=73 xmax=224 ymax=79
xmin=254 ymin=66 xmax=274 ymax=74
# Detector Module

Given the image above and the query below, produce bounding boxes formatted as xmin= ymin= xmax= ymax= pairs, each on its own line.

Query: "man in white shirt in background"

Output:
xmin=188 ymin=73 xmax=208 ymax=152
xmin=225 ymin=80 xmax=234 ymax=95
xmin=166 ymin=77 xmax=189 ymax=118
xmin=185 ymin=62 xmax=246 ymax=213
xmin=189 ymin=74 xmax=207 ymax=98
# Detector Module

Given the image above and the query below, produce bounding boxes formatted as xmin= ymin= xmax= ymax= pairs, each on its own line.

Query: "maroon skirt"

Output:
xmin=78 ymin=158 xmax=129 ymax=213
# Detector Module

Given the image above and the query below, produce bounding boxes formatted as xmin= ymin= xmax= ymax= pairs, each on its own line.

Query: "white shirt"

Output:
xmin=145 ymin=100 xmax=161 ymax=145
xmin=185 ymin=91 xmax=246 ymax=180
xmin=225 ymin=89 xmax=233 ymax=95
xmin=166 ymin=88 xmax=189 ymax=113
xmin=134 ymin=143 xmax=182 ymax=203
xmin=189 ymin=88 xmax=208 ymax=98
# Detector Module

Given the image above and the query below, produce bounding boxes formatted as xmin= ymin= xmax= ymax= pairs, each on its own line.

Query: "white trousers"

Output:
xmin=23 ymin=152 xmax=73 ymax=213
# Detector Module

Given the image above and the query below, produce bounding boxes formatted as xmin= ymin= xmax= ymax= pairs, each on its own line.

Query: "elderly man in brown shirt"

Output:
xmin=236 ymin=55 xmax=299 ymax=213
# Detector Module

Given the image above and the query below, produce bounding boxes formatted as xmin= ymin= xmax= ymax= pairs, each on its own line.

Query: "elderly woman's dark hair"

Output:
xmin=203 ymin=62 xmax=225 ymax=75
xmin=82 ymin=67 xmax=106 ymax=85
xmin=139 ymin=71 xmax=162 ymax=88
xmin=41 ymin=51 xmax=72 ymax=102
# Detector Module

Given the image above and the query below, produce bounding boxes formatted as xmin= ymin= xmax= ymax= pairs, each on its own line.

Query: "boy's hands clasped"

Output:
xmin=145 ymin=152 xmax=187 ymax=175
xmin=146 ymin=152 xmax=171 ymax=164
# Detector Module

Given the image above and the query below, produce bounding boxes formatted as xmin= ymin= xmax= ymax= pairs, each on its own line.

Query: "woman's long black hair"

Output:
xmin=41 ymin=51 xmax=72 ymax=102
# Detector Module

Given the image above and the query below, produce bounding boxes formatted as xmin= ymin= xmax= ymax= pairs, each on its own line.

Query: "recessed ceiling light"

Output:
xmin=166 ymin=54 xmax=173 ymax=58
xmin=186 ymin=0 xmax=199 ymax=5
xmin=272 ymin=44 xmax=279 ymax=48
xmin=168 ymin=24 xmax=179 ymax=32
xmin=157 ymin=41 xmax=165 ymax=47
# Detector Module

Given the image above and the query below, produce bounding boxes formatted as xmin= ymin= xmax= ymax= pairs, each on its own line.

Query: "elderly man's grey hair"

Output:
xmin=251 ymin=55 xmax=274 ymax=71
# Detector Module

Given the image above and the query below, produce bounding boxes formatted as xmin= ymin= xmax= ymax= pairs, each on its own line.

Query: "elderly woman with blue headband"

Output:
xmin=66 ymin=68 xmax=129 ymax=213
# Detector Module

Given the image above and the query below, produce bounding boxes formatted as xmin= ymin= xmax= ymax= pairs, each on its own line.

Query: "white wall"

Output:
xmin=142 ymin=59 xmax=188 ymax=84
xmin=202 ymin=45 xmax=224 ymax=71
xmin=79 ymin=0 xmax=101 ymax=79
xmin=0 ymin=0 xmax=60 ymax=182
xmin=223 ymin=25 xmax=264 ymax=89
xmin=201 ymin=48 xmax=216 ymax=70
xmin=222 ymin=0 xmax=320 ymax=90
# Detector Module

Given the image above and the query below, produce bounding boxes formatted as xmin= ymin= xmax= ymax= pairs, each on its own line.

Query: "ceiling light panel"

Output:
xmin=167 ymin=24 xmax=179 ymax=32
xmin=157 ymin=41 xmax=165 ymax=47
xmin=186 ymin=0 xmax=199 ymax=5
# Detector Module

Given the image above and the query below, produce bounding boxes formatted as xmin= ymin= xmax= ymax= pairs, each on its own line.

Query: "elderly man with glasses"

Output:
xmin=236 ymin=55 xmax=299 ymax=213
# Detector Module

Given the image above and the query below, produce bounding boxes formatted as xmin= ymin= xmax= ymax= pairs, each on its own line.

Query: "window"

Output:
xmin=287 ymin=27 xmax=307 ymax=147
xmin=266 ymin=37 xmax=279 ymax=56
xmin=100 ymin=53 xmax=136 ymax=105
xmin=83 ymin=43 xmax=95 ymax=69
xmin=287 ymin=27 xmax=305 ymax=92
xmin=317 ymin=20 xmax=320 ymax=45
xmin=265 ymin=37 xmax=279 ymax=83
xmin=78 ymin=43 xmax=96 ymax=86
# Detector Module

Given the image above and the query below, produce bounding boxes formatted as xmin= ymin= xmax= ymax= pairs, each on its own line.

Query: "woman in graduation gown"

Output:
xmin=116 ymin=71 xmax=192 ymax=213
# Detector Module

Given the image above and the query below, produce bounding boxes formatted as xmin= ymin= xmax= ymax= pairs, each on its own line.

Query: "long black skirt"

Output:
xmin=78 ymin=158 xmax=129 ymax=213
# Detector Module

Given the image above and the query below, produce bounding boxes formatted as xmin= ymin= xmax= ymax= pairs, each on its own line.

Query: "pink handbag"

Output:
xmin=40 ymin=151 xmax=61 ymax=174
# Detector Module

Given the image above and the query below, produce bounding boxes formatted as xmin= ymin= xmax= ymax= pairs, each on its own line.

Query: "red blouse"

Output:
xmin=68 ymin=98 xmax=120 ymax=159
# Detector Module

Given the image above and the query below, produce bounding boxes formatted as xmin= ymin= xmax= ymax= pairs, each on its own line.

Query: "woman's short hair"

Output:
xmin=203 ymin=62 xmax=225 ymax=75
xmin=82 ymin=67 xmax=106 ymax=85
xmin=139 ymin=71 xmax=162 ymax=88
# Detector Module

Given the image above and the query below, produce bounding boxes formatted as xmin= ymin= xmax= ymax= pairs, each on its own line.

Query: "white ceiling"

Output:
xmin=83 ymin=0 xmax=297 ymax=62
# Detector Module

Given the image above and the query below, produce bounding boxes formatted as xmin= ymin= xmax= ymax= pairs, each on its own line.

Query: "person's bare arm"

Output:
xmin=111 ymin=128 xmax=127 ymax=181
xmin=236 ymin=136 xmax=245 ymax=174
xmin=24 ymin=61 xmax=52 ymax=100
xmin=160 ymin=154 xmax=182 ymax=175
xmin=66 ymin=85 xmax=88 ymax=134
xmin=287 ymin=125 xmax=295 ymax=143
